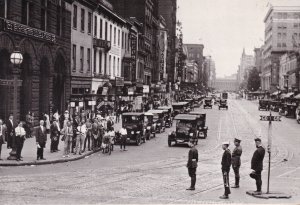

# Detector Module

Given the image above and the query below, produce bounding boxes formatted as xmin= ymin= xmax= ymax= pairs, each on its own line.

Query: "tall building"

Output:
xmin=203 ymin=56 xmax=216 ymax=88
xmin=238 ymin=49 xmax=254 ymax=85
xmin=158 ymin=0 xmax=177 ymax=83
xmin=262 ymin=3 xmax=300 ymax=91
xmin=0 ymin=0 xmax=72 ymax=123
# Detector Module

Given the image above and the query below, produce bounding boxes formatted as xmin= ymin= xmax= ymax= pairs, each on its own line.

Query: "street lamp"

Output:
xmin=7 ymin=50 xmax=23 ymax=160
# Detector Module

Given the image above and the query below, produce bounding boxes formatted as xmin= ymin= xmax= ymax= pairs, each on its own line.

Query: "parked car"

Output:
xmin=172 ymin=102 xmax=189 ymax=116
xmin=258 ymin=99 xmax=270 ymax=111
xmin=144 ymin=113 xmax=156 ymax=140
xmin=147 ymin=109 xmax=168 ymax=133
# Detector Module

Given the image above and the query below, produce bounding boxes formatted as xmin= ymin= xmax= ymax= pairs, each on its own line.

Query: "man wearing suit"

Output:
xmin=6 ymin=114 xmax=15 ymax=149
xmin=50 ymin=120 xmax=60 ymax=153
xmin=36 ymin=120 xmax=47 ymax=160
xmin=186 ymin=142 xmax=198 ymax=191
xmin=220 ymin=141 xmax=232 ymax=199
xmin=0 ymin=119 xmax=7 ymax=160
xmin=250 ymin=137 xmax=265 ymax=195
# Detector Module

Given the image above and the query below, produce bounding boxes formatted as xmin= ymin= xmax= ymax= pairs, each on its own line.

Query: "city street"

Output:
xmin=1 ymin=96 xmax=299 ymax=204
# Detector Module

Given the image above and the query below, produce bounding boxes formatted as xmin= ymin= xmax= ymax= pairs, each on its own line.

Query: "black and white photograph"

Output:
xmin=0 ymin=0 xmax=299 ymax=204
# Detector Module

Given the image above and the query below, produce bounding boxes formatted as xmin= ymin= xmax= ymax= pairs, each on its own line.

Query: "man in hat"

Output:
xmin=232 ymin=138 xmax=243 ymax=188
xmin=186 ymin=141 xmax=198 ymax=190
xmin=250 ymin=137 xmax=265 ymax=195
xmin=220 ymin=141 xmax=231 ymax=199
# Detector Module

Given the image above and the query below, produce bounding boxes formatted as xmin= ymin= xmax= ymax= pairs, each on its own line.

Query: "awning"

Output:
xmin=271 ymin=91 xmax=280 ymax=96
xmin=284 ymin=92 xmax=294 ymax=98
xmin=294 ymin=94 xmax=300 ymax=99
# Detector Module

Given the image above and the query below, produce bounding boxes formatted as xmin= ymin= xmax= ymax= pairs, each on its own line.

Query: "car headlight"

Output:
xmin=189 ymin=133 xmax=193 ymax=137
xmin=131 ymin=131 xmax=134 ymax=134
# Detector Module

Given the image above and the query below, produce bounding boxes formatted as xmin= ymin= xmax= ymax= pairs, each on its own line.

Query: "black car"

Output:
xmin=188 ymin=111 xmax=208 ymax=139
xmin=258 ymin=99 xmax=270 ymax=111
xmin=219 ymin=99 xmax=228 ymax=110
xmin=203 ymin=98 xmax=213 ymax=109
xmin=122 ymin=113 xmax=146 ymax=145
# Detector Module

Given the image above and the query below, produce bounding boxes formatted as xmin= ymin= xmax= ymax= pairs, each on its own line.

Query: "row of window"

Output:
xmin=72 ymin=45 xmax=91 ymax=72
xmin=275 ymin=12 xmax=300 ymax=19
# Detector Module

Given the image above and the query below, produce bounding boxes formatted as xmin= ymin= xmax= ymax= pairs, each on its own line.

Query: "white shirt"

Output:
xmin=10 ymin=120 xmax=13 ymax=127
xmin=119 ymin=128 xmax=127 ymax=135
xmin=15 ymin=126 xmax=26 ymax=136
xmin=77 ymin=124 xmax=87 ymax=134
xmin=40 ymin=125 xmax=44 ymax=132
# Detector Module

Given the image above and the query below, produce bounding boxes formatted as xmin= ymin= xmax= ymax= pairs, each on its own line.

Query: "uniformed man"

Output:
xmin=220 ymin=141 xmax=231 ymax=199
xmin=186 ymin=142 xmax=198 ymax=190
xmin=231 ymin=138 xmax=242 ymax=188
xmin=250 ymin=137 xmax=265 ymax=195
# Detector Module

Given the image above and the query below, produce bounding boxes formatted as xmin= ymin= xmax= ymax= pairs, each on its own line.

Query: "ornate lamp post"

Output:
xmin=7 ymin=50 xmax=23 ymax=160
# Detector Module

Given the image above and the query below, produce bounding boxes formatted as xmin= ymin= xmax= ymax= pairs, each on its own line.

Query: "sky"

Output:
xmin=177 ymin=0 xmax=270 ymax=78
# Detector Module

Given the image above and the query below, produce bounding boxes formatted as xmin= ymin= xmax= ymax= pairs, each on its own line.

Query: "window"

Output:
xmin=100 ymin=19 xmax=103 ymax=39
xmin=99 ymin=51 xmax=102 ymax=73
xmin=41 ymin=0 xmax=49 ymax=31
xmin=117 ymin=58 xmax=120 ymax=76
xmin=278 ymin=33 xmax=281 ymax=39
xmin=277 ymin=43 xmax=281 ymax=47
xmin=282 ymin=42 xmax=286 ymax=47
xmin=124 ymin=33 xmax=127 ymax=50
xmin=105 ymin=21 xmax=107 ymax=40
xmin=94 ymin=16 xmax=97 ymax=36
xmin=122 ymin=32 xmax=124 ymax=48
xmin=73 ymin=5 xmax=77 ymax=28
xmin=114 ymin=27 xmax=116 ymax=45
xmin=283 ymin=33 xmax=287 ymax=38
xmin=113 ymin=56 xmax=116 ymax=76
xmin=88 ymin=12 xmax=92 ymax=34
xmin=110 ymin=24 xmax=112 ymax=41
xmin=278 ymin=13 xmax=282 ymax=19
xmin=81 ymin=8 xmax=85 ymax=32
xmin=104 ymin=53 xmax=107 ymax=74
xmin=56 ymin=1 xmax=65 ymax=36
xmin=0 ymin=0 xmax=7 ymax=18
xmin=118 ymin=29 xmax=120 ymax=46
xmin=294 ymin=23 xmax=298 ymax=28
xmin=72 ymin=44 xmax=76 ymax=71
xmin=283 ymin=13 xmax=287 ymax=19
xmin=108 ymin=55 xmax=111 ymax=75
xmin=87 ymin=48 xmax=91 ymax=71
xmin=80 ymin=46 xmax=84 ymax=72
xmin=93 ymin=50 xmax=97 ymax=73
xmin=21 ymin=0 xmax=30 ymax=25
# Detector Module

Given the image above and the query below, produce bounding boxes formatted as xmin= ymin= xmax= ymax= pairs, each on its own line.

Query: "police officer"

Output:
xmin=250 ymin=137 xmax=265 ymax=195
xmin=220 ymin=141 xmax=231 ymax=199
xmin=232 ymin=138 xmax=242 ymax=188
xmin=186 ymin=141 xmax=198 ymax=190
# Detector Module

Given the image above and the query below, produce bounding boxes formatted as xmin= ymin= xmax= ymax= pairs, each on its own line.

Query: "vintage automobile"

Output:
xmin=185 ymin=98 xmax=194 ymax=111
xmin=214 ymin=97 xmax=221 ymax=105
xmin=203 ymin=98 xmax=213 ymax=109
xmin=258 ymin=99 xmax=270 ymax=111
xmin=172 ymin=102 xmax=189 ymax=116
xmin=144 ymin=113 xmax=156 ymax=140
xmin=168 ymin=114 xmax=199 ymax=147
xmin=222 ymin=92 xmax=228 ymax=99
xmin=285 ymin=103 xmax=297 ymax=118
xmin=270 ymin=100 xmax=281 ymax=112
xmin=296 ymin=106 xmax=300 ymax=124
xmin=122 ymin=113 xmax=146 ymax=145
xmin=219 ymin=99 xmax=228 ymax=110
xmin=147 ymin=109 xmax=168 ymax=133
xmin=157 ymin=106 xmax=173 ymax=127
xmin=188 ymin=111 xmax=208 ymax=139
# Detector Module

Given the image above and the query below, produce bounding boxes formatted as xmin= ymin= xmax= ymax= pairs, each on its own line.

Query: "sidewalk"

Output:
xmin=0 ymin=120 xmax=122 ymax=166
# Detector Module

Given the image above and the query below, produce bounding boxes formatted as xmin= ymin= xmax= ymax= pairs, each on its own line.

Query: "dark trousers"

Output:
xmin=84 ymin=131 xmax=91 ymax=151
xmin=222 ymin=170 xmax=231 ymax=196
xmin=233 ymin=165 xmax=240 ymax=186
xmin=116 ymin=115 xmax=120 ymax=123
xmin=71 ymin=134 xmax=76 ymax=152
xmin=120 ymin=135 xmax=126 ymax=150
xmin=37 ymin=142 xmax=45 ymax=159
xmin=7 ymin=134 xmax=12 ymax=148
xmin=254 ymin=171 xmax=262 ymax=192
xmin=188 ymin=168 xmax=197 ymax=188
xmin=0 ymin=143 xmax=2 ymax=159
xmin=15 ymin=137 xmax=24 ymax=160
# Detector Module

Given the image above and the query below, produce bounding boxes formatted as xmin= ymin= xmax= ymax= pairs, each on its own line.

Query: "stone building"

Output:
xmin=0 ymin=0 xmax=72 ymax=123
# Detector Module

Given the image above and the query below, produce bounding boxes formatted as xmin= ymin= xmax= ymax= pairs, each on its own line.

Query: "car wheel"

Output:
xmin=168 ymin=140 xmax=172 ymax=147
xmin=298 ymin=120 xmax=300 ymax=124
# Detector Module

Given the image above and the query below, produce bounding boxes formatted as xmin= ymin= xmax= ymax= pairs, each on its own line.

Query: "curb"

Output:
xmin=0 ymin=149 xmax=101 ymax=167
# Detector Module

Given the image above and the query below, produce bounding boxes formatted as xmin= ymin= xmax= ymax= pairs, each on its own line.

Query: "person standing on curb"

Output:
xmin=50 ymin=120 xmax=60 ymax=153
xmin=6 ymin=114 xmax=15 ymax=149
xmin=231 ymin=138 xmax=242 ymax=188
xmin=119 ymin=126 xmax=127 ymax=151
xmin=36 ymin=120 xmax=47 ymax=160
xmin=15 ymin=122 xmax=26 ymax=161
xmin=250 ymin=137 xmax=265 ymax=195
xmin=186 ymin=142 xmax=198 ymax=191
xmin=62 ymin=121 xmax=73 ymax=158
xmin=0 ymin=119 xmax=6 ymax=160
xmin=220 ymin=141 xmax=231 ymax=199
xmin=75 ymin=120 xmax=86 ymax=155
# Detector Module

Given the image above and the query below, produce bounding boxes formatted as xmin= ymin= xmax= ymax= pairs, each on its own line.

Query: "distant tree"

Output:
xmin=247 ymin=67 xmax=261 ymax=91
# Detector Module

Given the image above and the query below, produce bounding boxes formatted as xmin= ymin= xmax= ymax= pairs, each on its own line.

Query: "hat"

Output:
xmin=254 ymin=137 xmax=261 ymax=142
xmin=222 ymin=141 xmax=230 ymax=145
xmin=234 ymin=138 xmax=241 ymax=143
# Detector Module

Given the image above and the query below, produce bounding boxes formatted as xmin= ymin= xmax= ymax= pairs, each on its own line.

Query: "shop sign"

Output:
xmin=0 ymin=79 xmax=22 ymax=86
xmin=143 ymin=85 xmax=149 ymax=93
xmin=79 ymin=102 xmax=84 ymax=107
xmin=2 ymin=19 xmax=56 ymax=43
xmin=70 ymin=102 xmax=76 ymax=108
xmin=93 ymin=38 xmax=111 ymax=51
xmin=128 ymin=87 xmax=134 ymax=95
xmin=115 ymin=77 xmax=124 ymax=87
xmin=131 ymin=35 xmax=137 ymax=81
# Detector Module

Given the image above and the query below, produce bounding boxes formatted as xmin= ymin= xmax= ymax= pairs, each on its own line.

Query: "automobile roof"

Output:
xmin=188 ymin=111 xmax=206 ymax=116
xmin=172 ymin=102 xmax=189 ymax=106
xmin=157 ymin=106 xmax=173 ymax=110
xmin=144 ymin=112 xmax=154 ymax=116
xmin=147 ymin=109 xmax=167 ymax=114
xmin=122 ymin=112 xmax=144 ymax=116
xmin=174 ymin=114 xmax=198 ymax=121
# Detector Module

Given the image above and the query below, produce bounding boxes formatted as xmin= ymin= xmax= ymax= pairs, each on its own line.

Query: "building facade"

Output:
xmin=213 ymin=78 xmax=238 ymax=92
xmin=262 ymin=4 xmax=300 ymax=91
xmin=0 ymin=0 xmax=72 ymax=123
xmin=237 ymin=49 xmax=254 ymax=85
xmin=279 ymin=52 xmax=300 ymax=91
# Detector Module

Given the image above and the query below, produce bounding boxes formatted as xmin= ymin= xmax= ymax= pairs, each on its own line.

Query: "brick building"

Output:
xmin=0 ymin=0 xmax=72 ymax=123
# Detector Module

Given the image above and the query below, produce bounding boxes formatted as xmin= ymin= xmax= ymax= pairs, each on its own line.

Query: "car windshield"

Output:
xmin=123 ymin=116 xmax=139 ymax=123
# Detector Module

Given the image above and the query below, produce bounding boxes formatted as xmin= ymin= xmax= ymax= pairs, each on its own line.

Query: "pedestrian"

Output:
xmin=25 ymin=111 xmax=33 ymax=138
xmin=116 ymin=108 xmax=121 ymax=123
xmin=44 ymin=113 xmax=51 ymax=134
xmin=220 ymin=141 xmax=231 ymax=199
xmin=50 ymin=120 xmax=60 ymax=153
xmin=61 ymin=121 xmax=73 ymax=158
xmin=107 ymin=127 xmax=115 ymax=151
xmin=119 ymin=126 xmax=127 ymax=151
xmin=186 ymin=141 xmax=198 ymax=190
xmin=83 ymin=119 xmax=92 ymax=152
xmin=36 ymin=120 xmax=47 ymax=160
xmin=15 ymin=121 xmax=26 ymax=161
xmin=75 ymin=120 xmax=86 ymax=155
xmin=250 ymin=137 xmax=265 ymax=195
xmin=72 ymin=116 xmax=80 ymax=153
xmin=0 ymin=119 xmax=7 ymax=160
xmin=91 ymin=119 xmax=99 ymax=151
xmin=6 ymin=114 xmax=15 ymax=149
xmin=232 ymin=138 xmax=242 ymax=188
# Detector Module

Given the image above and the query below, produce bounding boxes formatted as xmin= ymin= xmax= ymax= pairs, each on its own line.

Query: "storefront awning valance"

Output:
xmin=282 ymin=92 xmax=294 ymax=99
xmin=271 ymin=91 xmax=281 ymax=96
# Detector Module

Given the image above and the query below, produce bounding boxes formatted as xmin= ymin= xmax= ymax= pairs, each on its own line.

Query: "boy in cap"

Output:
xmin=232 ymin=138 xmax=242 ymax=188
xmin=250 ymin=137 xmax=265 ymax=195
xmin=220 ymin=141 xmax=231 ymax=199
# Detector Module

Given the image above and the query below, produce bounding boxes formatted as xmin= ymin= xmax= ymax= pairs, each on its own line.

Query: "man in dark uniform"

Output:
xmin=186 ymin=142 xmax=198 ymax=190
xmin=232 ymin=138 xmax=242 ymax=188
xmin=250 ymin=137 xmax=265 ymax=195
xmin=220 ymin=141 xmax=231 ymax=199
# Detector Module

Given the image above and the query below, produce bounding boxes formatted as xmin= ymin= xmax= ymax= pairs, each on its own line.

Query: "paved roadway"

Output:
xmin=0 ymin=95 xmax=300 ymax=204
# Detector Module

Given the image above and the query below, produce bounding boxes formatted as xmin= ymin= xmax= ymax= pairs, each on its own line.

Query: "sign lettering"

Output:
xmin=260 ymin=115 xmax=281 ymax=121
xmin=131 ymin=35 xmax=137 ymax=81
